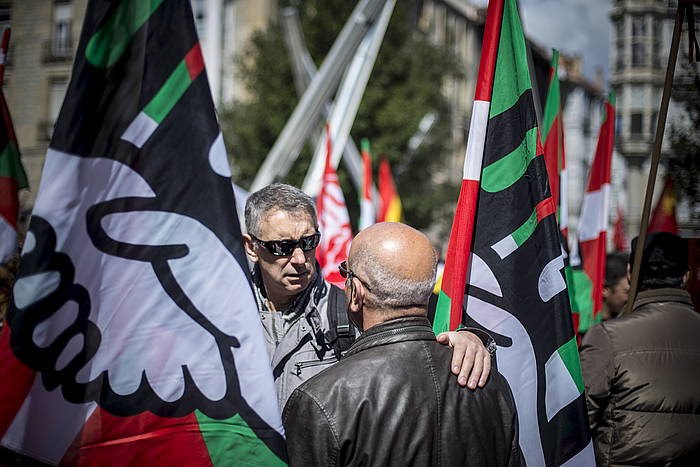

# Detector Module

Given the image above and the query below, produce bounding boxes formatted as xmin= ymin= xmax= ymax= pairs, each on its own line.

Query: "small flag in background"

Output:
xmin=435 ymin=0 xmax=594 ymax=464
xmin=358 ymin=138 xmax=375 ymax=231
xmin=0 ymin=28 xmax=28 ymax=265
xmin=648 ymin=176 xmax=679 ymax=234
xmin=377 ymin=158 xmax=402 ymax=223
xmin=542 ymin=49 xmax=569 ymax=239
xmin=0 ymin=1 xmax=284 ymax=465
xmin=316 ymin=123 xmax=352 ymax=288
xmin=613 ymin=206 xmax=627 ymax=252
xmin=571 ymin=94 xmax=615 ymax=334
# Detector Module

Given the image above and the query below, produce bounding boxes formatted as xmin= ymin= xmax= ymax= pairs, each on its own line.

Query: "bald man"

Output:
xmin=283 ymin=223 xmax=523 ymax=467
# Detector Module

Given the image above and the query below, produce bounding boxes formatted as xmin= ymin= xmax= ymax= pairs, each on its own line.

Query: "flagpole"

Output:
xmin=624 ymin=4 xmax=684 ymax=315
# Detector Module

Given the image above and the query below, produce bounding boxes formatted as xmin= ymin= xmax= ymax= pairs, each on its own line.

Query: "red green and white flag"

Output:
xmin=435 ymin=0 xmax=594 ymax=464
xmin=541 ymin=49 xmax=569 ymax=238
xmin=377 ymin=158 xmax=402 ymax=223
xmin=0 ymin=1 xmax=285 ymax=465
xmin=0 ymin=28 xmax=28 ymax=264
xmin=316 ymin=123 xmax=352 ymax=288
xmin=570 ymin=94 xmax=615 ymax=333
xmin=358 ymin=138 xmax=375 ymax=231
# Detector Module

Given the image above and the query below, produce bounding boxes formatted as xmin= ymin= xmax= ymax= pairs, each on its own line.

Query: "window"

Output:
xmin=0 ymin=6 xmax=10 ymax=31
xmin=652 ymin=19 xmax=663 ymax=68
xmin=631 ymin=16 xmax=646 ymax=67
xmin=630 ymin=113 xmax=643 ymax=136
xmin=615 ymin=19 xmax=625 ymax=70
xmin=47 ymin=77 xmax=68 ymax=138
xmin=649 ymin=110 xmax=658 ymax=136
xmin=52 ymin=1 xmax=73 ymax=57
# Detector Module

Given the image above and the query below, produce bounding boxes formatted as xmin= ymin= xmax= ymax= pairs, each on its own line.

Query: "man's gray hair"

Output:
xmin=351 ymin=248 xmax=438 ymax=310
xmin=245 ymin=183 xmax=318 ymax=237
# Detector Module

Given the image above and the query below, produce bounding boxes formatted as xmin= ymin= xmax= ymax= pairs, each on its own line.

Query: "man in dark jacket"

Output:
xmin=283 ymin=222 xmax=522 ymax=467
xmin=580 ymin=232 xmax=700 ymax=466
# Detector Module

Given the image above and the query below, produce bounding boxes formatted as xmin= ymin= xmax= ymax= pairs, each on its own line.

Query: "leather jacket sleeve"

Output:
xmin=283 ymin=388 xmax=339 ymax=467
xmin=579 ymin=323 xmax=614 ymax=434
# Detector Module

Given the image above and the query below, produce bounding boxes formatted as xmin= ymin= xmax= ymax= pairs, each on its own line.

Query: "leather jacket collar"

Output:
xmin=345 ymin=315 xmax=434 ymax=358
xmin=633 ymin=288 xmax=693 ymax=311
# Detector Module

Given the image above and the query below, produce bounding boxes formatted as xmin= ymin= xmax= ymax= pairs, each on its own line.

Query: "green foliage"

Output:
xmin=221 ymin=0 xmax=461 ymax=234
xmin=668 ymin=62 xmax=700 ymax=220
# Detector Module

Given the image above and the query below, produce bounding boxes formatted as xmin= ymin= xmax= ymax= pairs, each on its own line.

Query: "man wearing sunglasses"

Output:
xmin=243 ymin=183 xmax=494 ymax=411
xmin=283 ymin=222 xmax=521 ymax=466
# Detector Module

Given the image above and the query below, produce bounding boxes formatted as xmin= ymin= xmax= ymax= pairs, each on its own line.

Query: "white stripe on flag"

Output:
xmin=492 ymin=234 xmax=517 ymax=259
xmin=0 ymin=214 xmax=17 ymax=263
xmin=463 ymin=100 xmax=490 ymax=181
xmin=359 ymin=198 xmax=375 ymax=231
xmin=560 ymin=168 xmax=569 ymax=230
xmin=121 ymin=111 xmax=158 ymax=148
xmin=1 ymin=376 xmax=97 ymax=465
xmin=544 ymin=348 xmax=581 ymax=422
xmin=578 ymin=184 xmax=610 ymax=242
xmin=208 ymin=132 xmax=231 ymax=177
xmin=538 ymin=251 xmax=566 ymax=302
xmin=560 ymin=441 xmax=595 ymax=467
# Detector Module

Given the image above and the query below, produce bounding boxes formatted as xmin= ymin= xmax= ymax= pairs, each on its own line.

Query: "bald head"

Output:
xmin=349 ymin=222 xmax=437 ymax=311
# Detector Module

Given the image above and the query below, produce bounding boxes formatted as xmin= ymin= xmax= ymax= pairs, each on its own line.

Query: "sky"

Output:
xmin=471 ymin=0 xmax=613 ymax=82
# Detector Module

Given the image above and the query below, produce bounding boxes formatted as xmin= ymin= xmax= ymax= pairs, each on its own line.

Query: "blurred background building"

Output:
xmin=1 ymin=0 xmax=696 ymax=240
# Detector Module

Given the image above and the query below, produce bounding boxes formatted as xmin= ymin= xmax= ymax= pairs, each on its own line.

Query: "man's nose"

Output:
xmin=290 ymin=246 xmax=306 ymax=264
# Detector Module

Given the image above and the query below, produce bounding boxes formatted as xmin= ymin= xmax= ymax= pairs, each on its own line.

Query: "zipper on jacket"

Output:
xmin=294 ymin=359 xmax=334 ymax=376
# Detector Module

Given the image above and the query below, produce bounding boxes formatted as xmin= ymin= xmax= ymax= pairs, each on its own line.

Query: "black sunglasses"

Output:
xmin=252 ymin=232 xmax=321 ymax=257
xmin=338 ymin=261 xmax=372 ymax=292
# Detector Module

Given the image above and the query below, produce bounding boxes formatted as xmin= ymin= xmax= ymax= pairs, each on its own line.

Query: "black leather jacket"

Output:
xmin=283 ymin=316 xmax=523 ymax=467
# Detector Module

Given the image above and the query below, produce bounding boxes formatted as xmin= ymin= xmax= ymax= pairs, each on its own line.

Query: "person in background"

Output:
xmin=580 ymin=232 xmax=700 ymax=466
xmin=600 ymin=252 xmax=629 ymax=321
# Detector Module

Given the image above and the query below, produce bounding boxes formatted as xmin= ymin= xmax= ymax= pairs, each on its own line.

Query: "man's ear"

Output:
xmin=602 ymin=285 xmax=611 ymax=299
xmin=683 ymin=270 xmax=690 ymax=288
xmin=348 ymin=278 xmax=365 ymax=313
xmin=243 ymin=234 xmax=258 ymax=263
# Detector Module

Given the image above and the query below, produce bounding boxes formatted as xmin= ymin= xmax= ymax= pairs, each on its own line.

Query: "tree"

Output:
xmin=667 ymin=61 xmax=700 ymax=221
xmin=221 ymin=0 xmax=461 ymax=235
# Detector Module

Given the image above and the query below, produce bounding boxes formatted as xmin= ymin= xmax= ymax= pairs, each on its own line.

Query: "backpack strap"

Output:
xmin=326 ymin=285 xmax=354 ymax=360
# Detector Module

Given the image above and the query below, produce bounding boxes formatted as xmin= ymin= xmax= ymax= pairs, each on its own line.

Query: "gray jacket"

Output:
xmin=254 ymin=268 xmax=351 ymax=409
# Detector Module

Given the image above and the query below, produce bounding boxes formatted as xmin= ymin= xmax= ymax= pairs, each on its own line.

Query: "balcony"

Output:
xmin=42 ymin=38 xmax=73 ymax=64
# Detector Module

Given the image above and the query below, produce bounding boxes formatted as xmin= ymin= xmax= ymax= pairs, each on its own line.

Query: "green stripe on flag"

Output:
xmin=195 ymin=412 xmax=286 ymax=466
xmin=143 ymin=60 xmax=192 ymax=124
xmin=511 ymin=205 xmax=538 ymax=247
xmin=556 ymin=336 xmax=584 ymax=394
xmin=433 ymin=289 xmax=452 ymax=335
xmin=481 ymin=126 xmax=538 ymax=193
xmin=541 ymin=50 xmax=560 ymax=143
xmin=0 ymin=142 xmax=28 ymax=188
xmin=489 ymin=0 xmax=532 ymax=119
xmin=565 ymin=266 xmax=595 ymax=333
xmin=86 ymin=0 xmax=167 ymax=68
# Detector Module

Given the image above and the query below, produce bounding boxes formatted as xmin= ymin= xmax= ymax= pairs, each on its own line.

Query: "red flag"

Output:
xmin=316 ymin=123 xmax=352 ymax=288
xmin=648 ymin=176 xmax=679 ymax=234
xmin=613 ymin=206 xmax=627 ymax=251
xmin=377 ymin=159 xmax=402 ymax=223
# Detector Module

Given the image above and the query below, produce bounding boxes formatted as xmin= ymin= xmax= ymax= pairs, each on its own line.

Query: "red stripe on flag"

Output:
xmin=60 ymin=409 xmax=213 ymax=466
xmin=441 ymin=179 xmax=480 ymax=331
xmin=586 ymin=101 xmax=614 ymax=193
xmin=185 ymin=43 xmax=205 ymax=81
xmin=0 ymin=324 xmax=37 ymax=438
xmin=474 ymin=0 xmax=505 ymax=101
xmin=0 ymin=176 xmax=20 ymax=227
xmin=535 ymin=197 xmax=555 ymax=222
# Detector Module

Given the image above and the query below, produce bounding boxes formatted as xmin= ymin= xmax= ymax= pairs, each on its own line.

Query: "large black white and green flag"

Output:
xmin=0 ymin=1 xmax=285 ymax=465
xmin=441 ymin=0 xmax=595 ymax=464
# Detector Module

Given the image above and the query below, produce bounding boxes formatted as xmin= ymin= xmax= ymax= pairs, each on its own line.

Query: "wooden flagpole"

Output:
xmin=623 ymin=4 xmax=684 ymax=315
